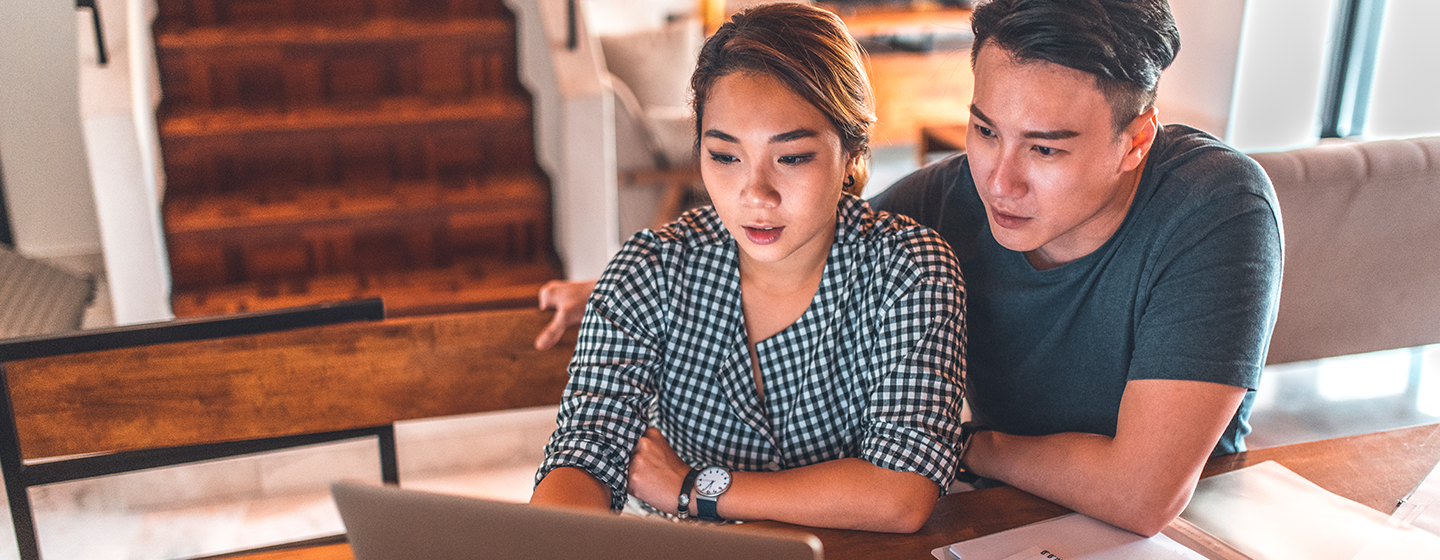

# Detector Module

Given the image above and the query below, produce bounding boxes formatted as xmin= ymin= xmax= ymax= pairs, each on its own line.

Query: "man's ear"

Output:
xmin=1120 ymin=107 xmax=1160 ymax=172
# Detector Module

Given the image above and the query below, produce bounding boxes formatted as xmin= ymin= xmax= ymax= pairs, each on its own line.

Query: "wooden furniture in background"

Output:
xmin=153 ymin=0 xmax=560 ymax=318
xmin=919 ymin=123 xmax=968 ymax=164
xmin=0 ymin=300 xmax=576 ymax=560
xmin=833 ymin=5 xmax=975 ymax=148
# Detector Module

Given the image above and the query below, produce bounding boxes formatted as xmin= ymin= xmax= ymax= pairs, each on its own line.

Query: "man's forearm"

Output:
xmin=963 ymin=379 xmax=1247 ymax=536
xmin=965 ymin=430 xmax=1197 ymax=536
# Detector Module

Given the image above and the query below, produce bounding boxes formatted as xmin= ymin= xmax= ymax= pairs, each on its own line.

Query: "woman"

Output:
xmin=529 ymin=3 xmax=965 ymax=533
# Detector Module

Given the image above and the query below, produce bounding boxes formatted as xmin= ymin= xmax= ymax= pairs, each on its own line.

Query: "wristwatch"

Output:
xmin=694 ymin=466 xmax=731 ymax=522
xmin=678 ymin=468 xmax=700 ymax=518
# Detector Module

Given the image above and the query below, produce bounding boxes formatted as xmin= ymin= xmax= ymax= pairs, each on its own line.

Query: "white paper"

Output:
xmin=931 ymin=513 xmax=1207 ymax=560
xmin=1391 ymin=459 xmax=1440 ymax=536
xmin=1180 ymin=460 xmax=1440 ymax=560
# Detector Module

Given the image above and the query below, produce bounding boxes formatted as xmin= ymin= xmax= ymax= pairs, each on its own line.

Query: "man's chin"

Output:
xmin=989 ymin=224 xmax=1043 ymax=254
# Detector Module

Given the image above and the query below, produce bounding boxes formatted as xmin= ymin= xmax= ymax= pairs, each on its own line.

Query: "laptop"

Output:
xmin=331 ymin=481 xmax=824 ymax=560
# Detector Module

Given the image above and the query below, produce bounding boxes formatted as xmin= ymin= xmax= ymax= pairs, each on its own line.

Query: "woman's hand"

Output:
xmin=534 ymin=279 xmax=598 ymax=350
xmin=627 ymin=427 xmax=693 ymax=515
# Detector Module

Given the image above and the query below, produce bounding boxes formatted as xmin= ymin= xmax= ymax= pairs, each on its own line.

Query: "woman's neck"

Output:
xmin=737 ymin=235 xmax=830 ymax=345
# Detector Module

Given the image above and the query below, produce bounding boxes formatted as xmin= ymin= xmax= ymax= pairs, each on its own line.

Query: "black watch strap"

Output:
xmin=678 ymin=468 xmax=700 ymax=518
xmin=698 ymin=495 xmax=723 ymax=521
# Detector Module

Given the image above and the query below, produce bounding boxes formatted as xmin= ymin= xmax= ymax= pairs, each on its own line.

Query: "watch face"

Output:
xmin=695 ymin=467 xmax=731 ymax=497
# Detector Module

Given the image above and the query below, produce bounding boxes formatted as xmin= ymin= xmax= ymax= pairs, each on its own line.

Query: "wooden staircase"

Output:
xmin=153 ymin=0 xmax=560 ymax=318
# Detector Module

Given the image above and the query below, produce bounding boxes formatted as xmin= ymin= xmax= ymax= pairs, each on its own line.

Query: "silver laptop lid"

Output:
xmin=332 ymin=481 xmax=823 ymax=560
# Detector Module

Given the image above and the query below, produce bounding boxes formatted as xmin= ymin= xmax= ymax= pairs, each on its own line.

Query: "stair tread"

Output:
xmin=156 ymin=17 xmax=512 ymax=49
xmin=170 ymin=257 xmax=560 ymax=318
xmin=160 ymin=96 xmax=529 ymax=138
xmin=164 ymin=174 xmax=548 ymax=235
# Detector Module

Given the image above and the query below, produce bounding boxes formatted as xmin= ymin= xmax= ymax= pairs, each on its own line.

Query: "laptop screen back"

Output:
xmin=332 ymin=481 xmax=823 ymax=560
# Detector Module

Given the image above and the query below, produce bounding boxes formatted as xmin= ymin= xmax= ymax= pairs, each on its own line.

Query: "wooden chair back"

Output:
xmin=0 ymin=300 xmax=575 ymax=560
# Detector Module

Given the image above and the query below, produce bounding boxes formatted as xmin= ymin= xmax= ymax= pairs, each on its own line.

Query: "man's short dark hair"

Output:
xmin=970 ymin=0 xmax=1181 ymax=133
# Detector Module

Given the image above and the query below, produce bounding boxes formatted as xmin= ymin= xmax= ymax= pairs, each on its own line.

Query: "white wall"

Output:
xmin=1156 ymin=0 xmax=1248 ymax=139
xmin=0 ymin=0 xmax=103 ymax=258
xmin=508 ymin=0 xmax=621 ymax=280
xmin=79 ymin=0 xmax=173 ymax=324
xmin=1227 ymin=0 xmax=1343 ymax=151
xmin=1364 ymin=0 xmax=1440 ymax=140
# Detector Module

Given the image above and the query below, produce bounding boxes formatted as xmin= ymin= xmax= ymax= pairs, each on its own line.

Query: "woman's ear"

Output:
xmin=843 ymin=150 xmax=867 ymax=196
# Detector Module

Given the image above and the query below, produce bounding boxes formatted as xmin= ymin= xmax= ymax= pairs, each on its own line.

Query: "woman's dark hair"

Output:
xmin=971 ymin=0 xmax=1181 ymax=133
xmin=691 ymin=2 xmax=875 ymax=194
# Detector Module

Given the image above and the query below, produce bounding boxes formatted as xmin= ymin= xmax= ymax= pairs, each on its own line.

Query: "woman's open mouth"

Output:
xmin=744 ymin=226 xmax=784 ymax=245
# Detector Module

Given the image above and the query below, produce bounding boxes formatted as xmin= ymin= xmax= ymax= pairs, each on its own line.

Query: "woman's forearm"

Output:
xmin=717 ymin=458 xmax=939 ymax=533
xmin=530 ymin=466 xmax=613 ymax=511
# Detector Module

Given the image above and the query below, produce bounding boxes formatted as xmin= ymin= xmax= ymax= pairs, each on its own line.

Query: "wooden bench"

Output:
xmin=0 ymin=299 xmax=575 ymax=560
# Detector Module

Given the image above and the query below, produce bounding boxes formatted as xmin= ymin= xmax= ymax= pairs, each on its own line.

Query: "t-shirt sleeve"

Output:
xmin=1128 ymin=167 xmax=1284 ymax=391
xmin=535 ymin=233 xmax=669 ymax=510
xmin=855 ymin=229 xmax=968 ymax=493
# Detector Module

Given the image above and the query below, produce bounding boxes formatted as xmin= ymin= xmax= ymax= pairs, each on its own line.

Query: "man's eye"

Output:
xmin=1033 ymin=145 xmax=1057 ymax=156
xmin=974 ymin=125 xmax=995 ymax=137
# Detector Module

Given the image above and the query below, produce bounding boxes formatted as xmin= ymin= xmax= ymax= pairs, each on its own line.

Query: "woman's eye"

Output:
xmin=778 ymin=155 xmax=814 ymax=165
xmin=708 ymin=152 xmax=738 ymax=164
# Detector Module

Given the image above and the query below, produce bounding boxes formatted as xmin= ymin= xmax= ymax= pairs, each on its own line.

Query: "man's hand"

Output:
xmin=534 ymin=279 xmax=598 ymax=350
xmin=627 ymin=427 xmax=692 ymax=515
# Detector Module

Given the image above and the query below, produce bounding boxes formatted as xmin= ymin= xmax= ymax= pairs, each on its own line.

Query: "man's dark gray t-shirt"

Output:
xmin=871 ymin=125 xmax=1283 ymax=454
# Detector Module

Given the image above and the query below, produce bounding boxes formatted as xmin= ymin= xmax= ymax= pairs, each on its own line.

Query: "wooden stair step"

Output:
xmin=160 ymin=95 xmax=529 ymax=139
xmin=156 ymin=0 xmax=509 ymax=33
xmin=163 ymin=174 xmax=547 ymax=238
xmin=170 ymin=256 xmax=560 ymax=318
xmin=154 ymin=17 xmax=519 ymax=113
xmin=156 ymin=17 xmax=512 ymax=50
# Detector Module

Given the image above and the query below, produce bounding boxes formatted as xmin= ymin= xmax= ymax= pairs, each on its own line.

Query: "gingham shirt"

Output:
xmin=537 ymin=194 xmax=966 ymax=510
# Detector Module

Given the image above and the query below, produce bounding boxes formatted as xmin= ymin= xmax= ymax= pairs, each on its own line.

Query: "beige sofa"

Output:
xmin=1252 ymin=135 xmax=1440 ymax=365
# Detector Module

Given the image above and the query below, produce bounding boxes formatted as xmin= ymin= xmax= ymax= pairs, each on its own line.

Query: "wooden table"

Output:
xmin=261 ymin=424 xmax=1440 ymax=560
xmin=760 ymin=423 xmax=1440 ymax=559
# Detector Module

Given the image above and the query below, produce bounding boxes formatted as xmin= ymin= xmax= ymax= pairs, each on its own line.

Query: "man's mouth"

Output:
xmin=990 ymin=210 xmax=1030 ymax=230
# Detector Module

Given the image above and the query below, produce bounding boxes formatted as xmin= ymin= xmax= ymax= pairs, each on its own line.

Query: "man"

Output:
xmin=535 ymin=0 xmax=1282 ymax=537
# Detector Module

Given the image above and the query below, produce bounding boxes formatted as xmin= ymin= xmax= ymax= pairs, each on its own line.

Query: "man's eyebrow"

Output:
xmin=969 ymin=104 xmax=1081 ymax=141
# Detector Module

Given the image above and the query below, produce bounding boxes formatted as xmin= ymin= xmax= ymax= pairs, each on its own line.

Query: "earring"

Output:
xmin=843 ymin=175 xmax=855 ymax=188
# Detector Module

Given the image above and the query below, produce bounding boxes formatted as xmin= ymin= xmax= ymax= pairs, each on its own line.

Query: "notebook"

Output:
xmin=331 ymin=481 xmax=824 ymax=560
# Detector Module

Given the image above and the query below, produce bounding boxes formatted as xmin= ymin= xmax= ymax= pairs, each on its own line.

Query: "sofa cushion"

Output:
xmin=1253 ymin=136 xmax=1440 ymax=364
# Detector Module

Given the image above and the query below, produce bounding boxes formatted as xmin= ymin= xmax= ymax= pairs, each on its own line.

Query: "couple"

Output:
xmin=530 ymin=0 xmax=1283 ymax=537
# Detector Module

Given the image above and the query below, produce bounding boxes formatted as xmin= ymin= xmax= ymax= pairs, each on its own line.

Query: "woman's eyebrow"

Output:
xmin=703 ymin=129 xmax=739 ymax=142
xmin=703 ymin=129 xmax=820 ymax=143
xmin=771 ymin=129 xmax=819 ymax=143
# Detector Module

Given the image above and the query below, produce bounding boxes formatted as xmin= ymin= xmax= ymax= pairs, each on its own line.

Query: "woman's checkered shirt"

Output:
xmin=537 ymin=194 xmax=967 ymax=510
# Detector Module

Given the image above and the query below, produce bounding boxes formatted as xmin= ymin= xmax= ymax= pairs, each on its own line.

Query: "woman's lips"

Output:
xmin=744 ymin=226 xmax=784 ymax=245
